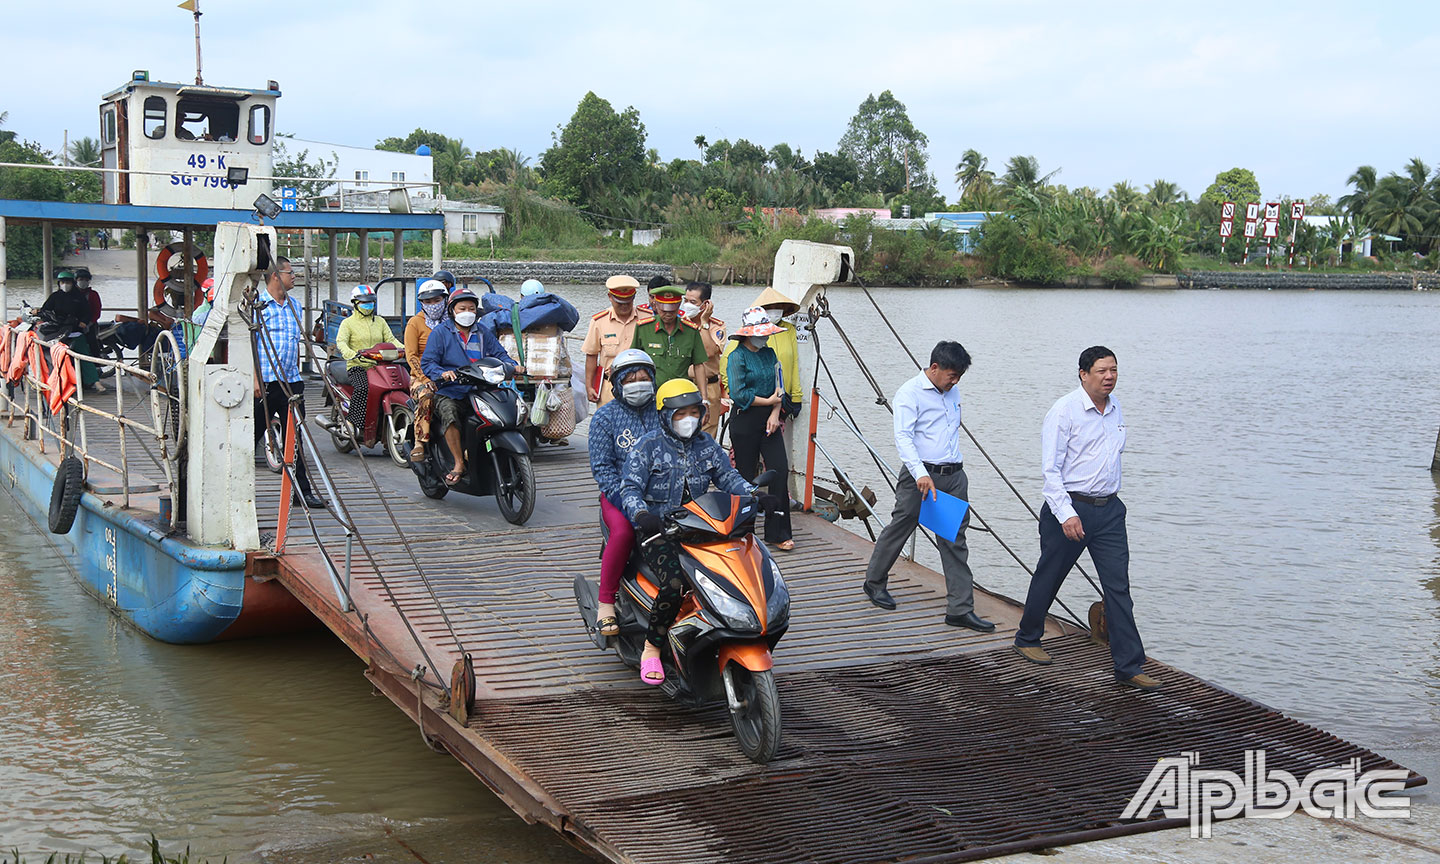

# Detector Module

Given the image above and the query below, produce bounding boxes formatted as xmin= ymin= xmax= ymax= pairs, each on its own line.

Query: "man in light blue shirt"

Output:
xmin=1013 ymin=346 xmax=1158 ymax=691
xmin=862 ymin=341 xmax=993 ymax=632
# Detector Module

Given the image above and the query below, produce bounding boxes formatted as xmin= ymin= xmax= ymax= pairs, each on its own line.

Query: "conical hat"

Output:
xmin=751 ymin=286 xmax=800 ymax=316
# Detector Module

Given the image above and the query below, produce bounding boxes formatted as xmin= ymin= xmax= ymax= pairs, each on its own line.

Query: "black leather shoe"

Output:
xmin=304 ymin=493 xmax=326 ymax=510
xmin=863 ymin=584 xmax=897 ymax=610
xmin=945 ymin=611 xmax=996 ymax=632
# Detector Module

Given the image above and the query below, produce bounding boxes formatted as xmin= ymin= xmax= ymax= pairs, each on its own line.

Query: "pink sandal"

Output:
xmin=640 ymin=655 xmax=665 ymax=686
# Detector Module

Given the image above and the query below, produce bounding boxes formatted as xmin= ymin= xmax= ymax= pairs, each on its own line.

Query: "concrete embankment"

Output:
xmin=322 ymin=258 xmax=673 ymax=286
xmin=1178 ymin=270 xmax=1440 ymax=290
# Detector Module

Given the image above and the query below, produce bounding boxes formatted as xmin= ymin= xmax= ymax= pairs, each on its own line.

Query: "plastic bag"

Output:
xmin=541 ymin=382 xmax=577 ymax=439
xmin=528 ymin=384 xmax=551 ymax=426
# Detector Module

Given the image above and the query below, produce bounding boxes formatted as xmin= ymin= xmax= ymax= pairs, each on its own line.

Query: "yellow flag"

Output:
xmin=177 ymin=0 xmax=196 ymax=10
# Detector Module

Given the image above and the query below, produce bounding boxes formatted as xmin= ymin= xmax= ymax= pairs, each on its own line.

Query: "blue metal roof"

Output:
xmin=0 ymin=199 xmax=442 ymax=231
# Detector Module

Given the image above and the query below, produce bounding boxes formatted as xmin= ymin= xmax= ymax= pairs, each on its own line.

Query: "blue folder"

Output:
xmin=919 ymin=488 xmax=970 ymax=543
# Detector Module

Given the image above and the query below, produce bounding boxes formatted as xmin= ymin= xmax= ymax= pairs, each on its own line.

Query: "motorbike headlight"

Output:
xmin=765 ymin=560 xmax=790 ymax=625
xmin=471 ymin=395 xmax=502 ymax=425
xmin=690 ymin=566 xmax=760 ymax=632
xmin=481 ymin=365 xmax=505 ymax=385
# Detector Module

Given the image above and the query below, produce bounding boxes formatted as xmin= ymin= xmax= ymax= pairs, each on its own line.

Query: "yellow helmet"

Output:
xmin=655 ymin=378 xmax=703 ymax=413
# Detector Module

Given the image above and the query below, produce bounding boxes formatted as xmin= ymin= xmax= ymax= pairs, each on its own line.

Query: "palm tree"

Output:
xmin=1337 ymin=165 xmax=1376 ymax=218
xmin=1365 ymin=175 xmax=1433 ymax=240
xmin=68 ymin=136 xmax=101 ymax=166
xmin=0 ymin=110 xmax=13 ymax=145
xmin=953 ymin=149 xmax=994 ymax=199
xmin=694 ymin=135 xmax=707 ymax=159
xmin=998 ymin=155 xmax=1059 ymax=200
xmin=1106 ymin=181 xmax=1142 ymax=215
xmin=1144 ymin=179 xmax=1183 ymax=209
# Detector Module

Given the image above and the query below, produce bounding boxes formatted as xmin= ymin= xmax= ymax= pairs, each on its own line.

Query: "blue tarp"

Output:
xmin=481 ymin=292 xmax=580 ymax=334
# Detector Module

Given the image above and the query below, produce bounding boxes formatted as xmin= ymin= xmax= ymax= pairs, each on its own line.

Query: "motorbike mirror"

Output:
xmin=753 ymin=470 xmax=778 ymax=487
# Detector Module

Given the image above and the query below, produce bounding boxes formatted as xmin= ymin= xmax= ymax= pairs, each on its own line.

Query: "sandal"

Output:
xmin=409 ymin=443 xmax=426 ymax=461
xmin=640 ymin=655 xmax=665 ymax=686
xmin=773 ymin=539 xmax=796 ymax=552
xmin=596 ymin=602 xmax=619 ymax=637
xmin=444 ymin=466 xmax=464 ymax=486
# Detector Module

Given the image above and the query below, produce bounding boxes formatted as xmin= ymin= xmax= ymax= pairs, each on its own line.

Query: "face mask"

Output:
xmin=679 ymin=300 xmax=701 ymax=318
xmin=620 ymin=380 xmax=655 ymax=408
xmin=77 ymin=279 xmax=91 ymax=290
xmin=356 ymin=301 xmax=376 ymax=315
xmin=671 ymin=415 xmax=700 ymax=439
xmin=763 ymin=307 xmax=785 ymax=323
xmin=62 ymin=283 xmax=78 ymax=292
xmin=453 ymin=310 xmax=477 ymax=328
xmin=422 ymin=299 xmax=447 ymax=320
xmin=747 ymin=336 xmax=769 ymax=349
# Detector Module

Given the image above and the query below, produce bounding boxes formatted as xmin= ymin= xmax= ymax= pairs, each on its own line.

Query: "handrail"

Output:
xmin=0 ymin=327 xmax=173 ymax=513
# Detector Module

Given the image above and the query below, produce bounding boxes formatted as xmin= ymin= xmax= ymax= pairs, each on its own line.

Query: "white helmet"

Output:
xmin=350 ymin=284 xmax=376 ymax=302
xmin=417 ymin=279 xmax=448 ymax=301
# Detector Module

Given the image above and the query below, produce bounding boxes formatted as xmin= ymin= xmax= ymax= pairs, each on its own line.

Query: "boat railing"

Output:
xmin=0 ymin=325 xmax=177 ymax=516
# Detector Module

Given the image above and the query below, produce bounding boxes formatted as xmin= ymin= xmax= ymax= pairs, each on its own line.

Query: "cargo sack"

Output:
xmin=541 ymin=382 xmax=576 ymax=440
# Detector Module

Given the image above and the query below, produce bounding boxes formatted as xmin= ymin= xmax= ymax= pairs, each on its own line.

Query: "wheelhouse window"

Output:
xmin=142 ymin=96 xmax=167 ymax=139
xmin=102 ymin=107 xmax=117 ymax=145
xmin=247 ymin=103 xmax=270 ymax=145
xmin=175 ymin=98 xmax=239 ymax=142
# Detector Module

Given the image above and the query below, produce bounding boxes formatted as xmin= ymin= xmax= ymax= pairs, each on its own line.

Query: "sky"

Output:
xmin=2 ymin=0 xmax=1437 ymax=204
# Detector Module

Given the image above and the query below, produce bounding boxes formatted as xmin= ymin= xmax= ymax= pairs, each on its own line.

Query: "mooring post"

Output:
xmin=1431 ymin=424 xmax=1440 ymax=473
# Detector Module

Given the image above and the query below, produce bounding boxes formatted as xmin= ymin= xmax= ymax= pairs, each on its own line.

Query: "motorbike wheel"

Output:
xmin=328 ymin=405 xmax=354 ymax=453
xmin=262 ymin=416 xmax=285 ymax=474
xmin=727 ymin=664 xmax=782 ymax=765
xmin=418 ymin=446 xmax=449 ymax=500
xmin=384 ymin=405 xmax=415 ymax=468
xmin=493 ymin=450 xmax=536 ymax=525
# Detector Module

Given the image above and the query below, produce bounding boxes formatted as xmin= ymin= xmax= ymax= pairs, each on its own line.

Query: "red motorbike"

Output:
xmin=318 ymin=343 xmax=416 ymax=467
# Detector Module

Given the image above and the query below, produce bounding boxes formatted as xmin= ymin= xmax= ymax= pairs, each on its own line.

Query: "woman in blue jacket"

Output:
xmin=587 ymin=349 xmax=662 ymax=637
xmin=421 ymin=287 xmax=523 ymax=485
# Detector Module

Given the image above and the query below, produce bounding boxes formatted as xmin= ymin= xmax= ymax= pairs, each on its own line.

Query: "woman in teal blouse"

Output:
xmin=724 ymin=306 xmax=794 ymax=550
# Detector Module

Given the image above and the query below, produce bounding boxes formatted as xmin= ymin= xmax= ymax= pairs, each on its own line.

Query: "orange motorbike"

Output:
xmin=574 ymin=470 xmax=790 ymax=763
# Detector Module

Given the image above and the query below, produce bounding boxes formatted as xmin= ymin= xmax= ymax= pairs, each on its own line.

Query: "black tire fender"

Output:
xmin=48 ymin=455 xmax=84 ymax=534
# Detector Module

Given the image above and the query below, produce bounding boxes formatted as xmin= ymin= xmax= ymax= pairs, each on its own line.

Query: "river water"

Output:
xmin=1 ymin=275 xmax=1437 ymax=860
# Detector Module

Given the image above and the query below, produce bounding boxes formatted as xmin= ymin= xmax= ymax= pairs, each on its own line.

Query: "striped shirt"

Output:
xmin=254 ymin=294 xmax=304 ymax=384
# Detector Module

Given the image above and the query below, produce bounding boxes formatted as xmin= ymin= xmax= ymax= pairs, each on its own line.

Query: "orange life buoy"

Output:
xmin=0 ymin=325 xmax=11 ymax=375
xmin=47 ymin=344 xmax=77 ymax=414
xmin=153 ymin=241 xmax=209 ymax=306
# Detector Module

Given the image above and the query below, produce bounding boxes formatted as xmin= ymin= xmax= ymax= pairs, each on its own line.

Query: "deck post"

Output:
xmin=135 ymin=228 xmax=148 ymax=319
xmin=328 ymin=230 xmax=338 ymax=302
xmin=431 ymin=228 xmax=442 ymax=275
xmin=358 ymin=229 xmax=369 ymax=283
xmin=42 ymin=222 xmax=53 ymax=296
xmin=182 ymin=228 xmax=195 ymax=317
xmin=0 ymin=216 xmax=8 ymax=320
xmin=393 ymin=229 xmax=404 ymax=286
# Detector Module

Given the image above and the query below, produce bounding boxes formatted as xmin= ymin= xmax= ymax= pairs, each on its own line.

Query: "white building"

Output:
xmin=441 ymin=200 xmax=505 ymax=243
xmin=287 ymin=137 xmax=434 ymax=197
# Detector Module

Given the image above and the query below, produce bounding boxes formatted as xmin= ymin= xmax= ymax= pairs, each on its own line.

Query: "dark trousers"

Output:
xmin=1015 ymin=499 xmax=1146 ymax=680
xmin=255 ymin=379 xmax=314 ymax=497
xmin=864 ymin=466 xmax=976 ymax=616
xmin=346 ymin=367 xmax=370 ymax=432
xmin=729 ymin=406 xmax=792 ymax=543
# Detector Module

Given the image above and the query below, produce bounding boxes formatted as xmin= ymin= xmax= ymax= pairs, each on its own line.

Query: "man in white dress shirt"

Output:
xmin=862 ymin=341 xmax=994 ymax=632
xmin=1013 ymin=346 xmax=1158 ymax=691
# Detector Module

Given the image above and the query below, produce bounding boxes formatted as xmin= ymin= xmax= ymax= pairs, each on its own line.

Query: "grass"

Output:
xmin=1178 ymin=251 xmax=1427 ymax=274
xmin=3 ymin=836 xmax=220 ymax=864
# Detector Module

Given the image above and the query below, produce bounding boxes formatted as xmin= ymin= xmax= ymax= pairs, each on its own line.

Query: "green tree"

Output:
xmin=954 ymin=149 xmax=995 ymax=201
xmin=67 ymin=136 xmax=101 ymax=167
xmin=1144 ymin=179 xmax=1184 ymax=209
xmin=729 ymin=138 xmax=768 ymax=170
xmin=837 ymin=90 xmax=933 ymax=196
xmin=1 ymin=135 xmax=100 ymax=275
xmin=1200 ymin=167 xmax=1260 ymax=207
xmin=998 ymin=155 xmax=1059 ymax=199
xmin=1337 ymin=165 xmax=1376 ymax=217
xmin=809 ymin=150 xmax=858 ymax=192
xmin=704 ymin=138 xmax=731 ymax=164
xmin=1365 ymin=174 xmax=1433 ymax=241
xmin=693 ymin=134 xmax=707 ymax=158
xmin=538 ymin=92 xmax=650 ymax=213
xmin=1106 ymin=181 xmax=1142 ymax=216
